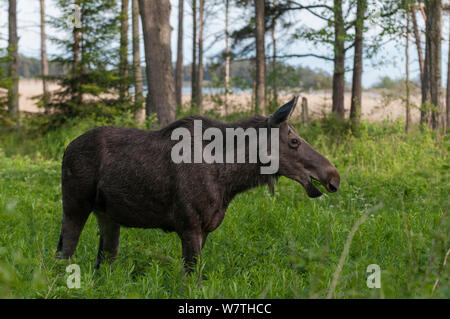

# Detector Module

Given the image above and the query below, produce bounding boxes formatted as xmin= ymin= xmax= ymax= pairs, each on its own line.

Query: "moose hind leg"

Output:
xmin=56 ymin=198 xmax=92 ymax=260
xmin=94 ymin=212 xmax=120 ymax=269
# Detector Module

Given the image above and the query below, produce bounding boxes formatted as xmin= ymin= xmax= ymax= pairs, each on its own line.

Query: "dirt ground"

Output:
xmin=15 ymin=78 xmax=421 ymax=123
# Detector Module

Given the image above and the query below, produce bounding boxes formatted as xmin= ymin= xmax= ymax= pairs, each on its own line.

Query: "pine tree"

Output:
xmin=47 ymin=0 xmax=129 ymax=120
xmin=0 ymin=48 xmax=13 ymax=126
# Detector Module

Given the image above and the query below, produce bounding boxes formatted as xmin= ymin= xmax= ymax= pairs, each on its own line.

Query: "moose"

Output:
xmin=56 ymin=97 xmax=340 ymax=272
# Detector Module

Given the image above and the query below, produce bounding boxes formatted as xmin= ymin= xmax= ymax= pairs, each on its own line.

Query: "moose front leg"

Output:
xmin=180 ymin=230 xmax=204 ymax=274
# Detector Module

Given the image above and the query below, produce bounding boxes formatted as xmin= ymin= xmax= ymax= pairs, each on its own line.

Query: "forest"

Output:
xmin=0 ymin=0 xmax=448 ymax=299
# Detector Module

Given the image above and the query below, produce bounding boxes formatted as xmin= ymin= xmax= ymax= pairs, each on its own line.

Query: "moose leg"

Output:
xmin=56 ymin=197 xmax=92 ymax=259
xmin=94 ymin=212 xmax=120 ymax=269
xmin=180 ymin=230 xmax=203 ymax=274
xmin=201 ymin=232 xmax=209 ymax=249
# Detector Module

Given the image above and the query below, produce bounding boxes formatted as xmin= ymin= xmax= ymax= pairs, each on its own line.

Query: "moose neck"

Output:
xmin=159 ymin=115 xmax=276 ymax=203
xmin=219 ymin=116 xmax=276 ymax=202
xmin=220 ymin=162 xmax=273 ymax=202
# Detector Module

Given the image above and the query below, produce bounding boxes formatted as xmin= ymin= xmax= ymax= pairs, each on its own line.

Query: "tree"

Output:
xmin=0 ymin=49 xmax=12 ymax=126
xmin=40 ymin=0 xmax=50 ymax=114
xmin=132 ymin=0 xmax=144 ymax=120
xmin=72 ymin=0 xmax=81 ymax=106
xmin=119 ymin=0 xmax=129 ymax=101
xmin=224 ymin=0 xmax=231 ymax=114
xmin=46 ymin=0 xmax=123 ymax=120
xmin=411 ymin=6 xmax=426 ymax=124
xmin=425 ymin=0 xmax=442 ymax=130
xmin=255 ymin=0 xmax=266 ymax=114
xmin=350 ymin=0 xmax=366 ymax=125
xmin=8 ymin=0 xmax=19 ymax=117
xmin=139 ymin=0 xmax=176 ymax=126
xmin=230 ymin=0 xmax=294 ymax=112
xmin=447 ymin=12 xmax=450 ymax=132
xmin=276 ymin=1 xmax=399 ymax=120
xmin=191 ymin=0 xmax=198 ymax=108
xmin=283 ymin=1 xmax=357 ymax=118
xmin=270 ymin=0 xmax=278 ymax=111
xmin=175 ymin=0 xmax=184 ymax=109
xmin=375 ymin=1 xmax=429 ymax=128
xmin=332 ymin=0 xmax=346 ymax=118
xmin=405 ymin=2 xmax=411 ymax=133
xmin=196 ymin=0 xmax=205 ymax=111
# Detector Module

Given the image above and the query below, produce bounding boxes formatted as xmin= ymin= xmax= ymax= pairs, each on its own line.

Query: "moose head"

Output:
xmin=269 ymin=97 xmax=340 ymax=198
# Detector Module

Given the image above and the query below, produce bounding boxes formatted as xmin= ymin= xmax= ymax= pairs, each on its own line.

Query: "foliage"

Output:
xmin=371 ymin=76 xmax=403 ymax=90
xmin=17 ymin=55 xmax=66 ymax=78
xmin=0 ymin=48 xmax=13 ymax=127
xmin=44 ymin=0 xmax=135 ymax=122
xmin=207 ymin=59 xmax=332 ymax=91
xmin=0 ymin=112 xmax=158 ymax=160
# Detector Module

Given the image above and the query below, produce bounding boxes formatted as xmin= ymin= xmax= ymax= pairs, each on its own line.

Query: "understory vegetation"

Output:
xmin=0 ymin=114 xmax=448 ymax=298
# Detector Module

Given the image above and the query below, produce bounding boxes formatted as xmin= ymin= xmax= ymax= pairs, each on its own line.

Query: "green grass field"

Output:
xmin=0 ymin=117 xmax=448 ymax=298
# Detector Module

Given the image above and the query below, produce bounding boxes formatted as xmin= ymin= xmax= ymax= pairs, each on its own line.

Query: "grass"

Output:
xmin=0 ymin=116 xmax=448 ymax=298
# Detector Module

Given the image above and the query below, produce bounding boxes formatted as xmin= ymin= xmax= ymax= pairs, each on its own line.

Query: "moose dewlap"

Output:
xmin=56 ymin=97 xmax=340 ymax=272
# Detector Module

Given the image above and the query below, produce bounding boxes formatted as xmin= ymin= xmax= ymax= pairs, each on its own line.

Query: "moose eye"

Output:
xmin=289 ymin=138 xmax=300 ymax=148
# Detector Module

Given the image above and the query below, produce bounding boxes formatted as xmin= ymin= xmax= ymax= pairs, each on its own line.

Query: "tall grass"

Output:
xmin=0 ymin=115 xmax=448 ymax=298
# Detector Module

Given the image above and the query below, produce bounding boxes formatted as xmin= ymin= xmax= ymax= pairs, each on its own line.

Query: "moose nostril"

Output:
xmin=328 ymin=181 xmax=338 ymax=192
xmin=328 ymin=183 xmax=337 ymax=192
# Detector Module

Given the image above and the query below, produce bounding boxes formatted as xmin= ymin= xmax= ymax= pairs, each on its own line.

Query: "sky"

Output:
xmin=0 ymin=0 xmax=448 ymax=88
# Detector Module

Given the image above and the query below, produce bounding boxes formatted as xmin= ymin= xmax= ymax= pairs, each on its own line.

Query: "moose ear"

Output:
xmin=268 ymin=96 xmax=299 ymax=127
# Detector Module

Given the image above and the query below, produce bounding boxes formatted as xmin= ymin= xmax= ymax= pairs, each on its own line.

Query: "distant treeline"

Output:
xmin=18 ymin=55 xmax=332 ymax=90
xmin=202 ymin=60 xmax=333 ymax=91
xmin=19 ymin=54 xmax=415 ymax=92
xmin=18 ymin=55 xmax=66 ymax=78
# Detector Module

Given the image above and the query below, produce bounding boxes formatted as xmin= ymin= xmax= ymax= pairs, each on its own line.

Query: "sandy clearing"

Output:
xmin=12 ymin=78 xmax=420 ymax=123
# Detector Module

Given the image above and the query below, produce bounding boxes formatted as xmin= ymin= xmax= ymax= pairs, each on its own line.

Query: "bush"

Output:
xmin=372 ymin=76 xmax=403 ymax=90
xmin=0 ymin=111 xmax=158 ymax=161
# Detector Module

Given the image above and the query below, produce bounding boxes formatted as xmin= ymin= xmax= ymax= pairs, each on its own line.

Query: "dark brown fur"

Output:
xmin=56 ymin=100 xmax=340 ymax=271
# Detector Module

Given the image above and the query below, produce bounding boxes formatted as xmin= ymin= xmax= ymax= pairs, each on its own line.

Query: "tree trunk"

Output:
xmin=423 ymin=15 xmax=431 ymax=127
xmin=8 ymin=0 xmax=19 ymax=116
xmin=411 ymin=10 xmax=425 ymax=76
xmin=255 ymin=0 xmax=266 ymax=114
xmin=119 ymin=0 xmax=129 ymax=101
xmin=139 ymin=0 xmax=176 ymax=126
xmin=411 ymin=8 xmax=426 ymax=119
xmin=301 ymin=97 xmax=309 ymax=125
xmin=196 ymin=0 xmax=204 ymax=111
xmin=332 ymin=0 xmax=345 ymax=118
xmin=175 ymin=0 xmax=184 ymax=110
xmin=271 ymin=0 xmax=278 ymax=111
xmin=79 ymin=2 xmax=85 ymax=106
xmin=426 ymin=0 xmax=442 ymax=130
xmin=40 ymin=0 xmax=50 ymax=114
xmin=132 ymin=0 xmax=144 ymax=121
xmin=224 ymin=0 xmax=230 ymax=115
xmin=252 ymin=63 xmax=256 ymax=109
xmin=446 ymin=14 xmax=450 ymax=132
xmin=350 ymin=0 xmax=364 ymax=124
xmin=191 ymin=0 xmax=198 ymax=108
xmin=405 ymin=5 xmax=411 ymax=133
xmin=72 ymin=0 xmax=81 ymax=106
